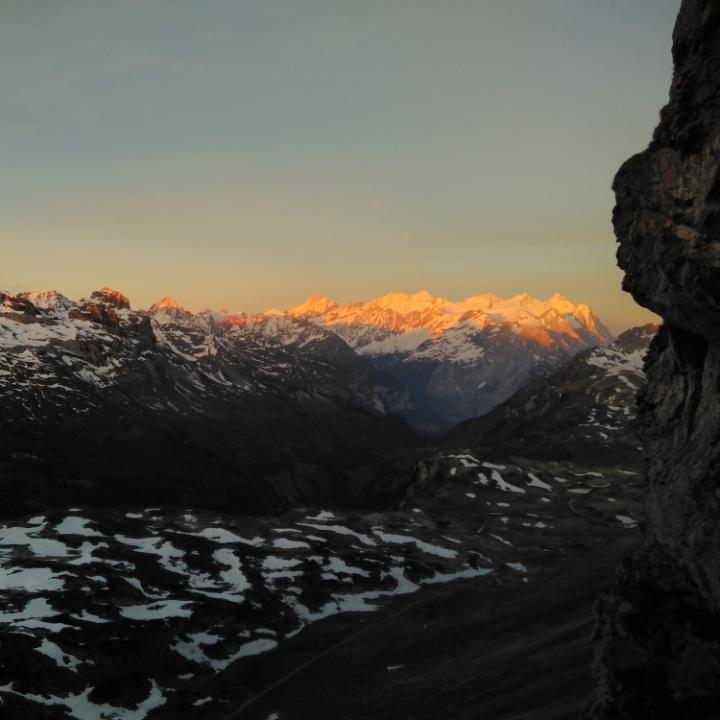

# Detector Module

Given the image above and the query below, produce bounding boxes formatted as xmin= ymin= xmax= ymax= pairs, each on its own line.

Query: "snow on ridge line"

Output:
xmin=2 ymin=287 xmax=605 ymax=328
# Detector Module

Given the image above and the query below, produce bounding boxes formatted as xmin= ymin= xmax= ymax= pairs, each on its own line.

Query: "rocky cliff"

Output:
xmin=589 ymin=1 xmax=720 ymax=716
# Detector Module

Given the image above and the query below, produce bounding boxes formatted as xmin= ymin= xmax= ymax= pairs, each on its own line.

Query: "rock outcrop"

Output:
xmin=589 ymin=1 xmax=720 ymax=716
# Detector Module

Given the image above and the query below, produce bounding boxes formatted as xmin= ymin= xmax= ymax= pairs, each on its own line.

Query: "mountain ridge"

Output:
xmin=3 ymin=287 xmax=618 ymax=335
xmin=284 ymin=289 xmax=614 ymax=429
xmin=2 ymin=286 xmax=617 ymax=431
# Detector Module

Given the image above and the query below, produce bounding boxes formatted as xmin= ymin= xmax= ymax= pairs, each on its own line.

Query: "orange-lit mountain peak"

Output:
xmin=546 ymin=293 xmax=579 ymax=314
xmin=221 ymin=312 xmax=250 ymax=326
xmin=147 ymin=297 xmax=192 ymax=318
xmin=289 ymin=293 xmax=338 ymax=318
xmin=278 ymin=290 xmax=613 ymax=347
xmin=153 ymin=297 xmax=185 ymax=311
xmin=372 ymin=290 xmax=443 ymax=313
xmin=18 ymin=290 xmax=72 ymax=310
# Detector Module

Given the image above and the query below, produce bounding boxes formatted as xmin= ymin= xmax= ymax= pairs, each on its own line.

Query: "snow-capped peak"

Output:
xmin=453 ymin=293 xmax=503 ymax=310
xmin=196 ymin=308 xmax=228 ymax=322
xmin=150 ymin=297 xmax=186 ymax=312
xmin=283 ymin=290 xmax=612 ymax=344
xmin=289 ymin=293 xmax=338 ymax=317
xmin=0 ymin=283 xmax=621 ymax=434
xmin=147 ymin=297 xmax=192 ymax=322
xmin=147 ymin=297 xmax=193 ymax=324
xmin=18 ymin=290 xmax=72 ymax=311
xmin=89 ymin=288 xmax=130 ymax=309
xmin=546 ymin=293 xmax=578 ymax=314
xmin=371 ymin=290 xmax=445 ymax=313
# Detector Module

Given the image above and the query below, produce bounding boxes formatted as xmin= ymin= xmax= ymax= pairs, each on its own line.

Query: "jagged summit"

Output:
xmin=546 ymin=292 xmax=578 ymax=314
xmin=147 ymin=297 xmax=193 ymax=325
xmin=0 ymin=284 xmax=617 ymax=429
xmin=289 ymin=293 xmax=338 ymax=317
xmin=271 ymin=289 xmax=613 ymax=428
xmin=2 ymin=287 xmax=611 ymax=345
xmin=88 ymin=287 xmax=130 ymax=310
xmin=613 ymin=322 xmax=660 ymax=354
xmin=150 ymin=297 xmax=186 ymax=311
xmin=281 ymin=290 xmax=613 ymax=347
xmin=17 ymin=290 xmax=72 ymax=311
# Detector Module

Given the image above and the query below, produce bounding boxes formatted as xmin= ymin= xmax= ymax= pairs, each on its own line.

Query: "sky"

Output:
xmin=0 ymin=1 xmax=680 ymax=333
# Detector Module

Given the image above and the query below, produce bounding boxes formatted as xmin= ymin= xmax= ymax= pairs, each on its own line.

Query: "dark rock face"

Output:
xmin=89 ymin=287 xmax=131 ymax=310
xmin=589 ymin=1 xmax=720 ymax=716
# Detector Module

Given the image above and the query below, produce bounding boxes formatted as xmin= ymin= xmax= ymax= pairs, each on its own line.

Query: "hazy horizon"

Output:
xmin=1 ymin=1 xmax=677 ymax=334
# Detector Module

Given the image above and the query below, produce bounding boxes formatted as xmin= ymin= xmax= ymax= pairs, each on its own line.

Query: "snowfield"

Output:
xmin=0 ymin=455 xmax=642 ymax=718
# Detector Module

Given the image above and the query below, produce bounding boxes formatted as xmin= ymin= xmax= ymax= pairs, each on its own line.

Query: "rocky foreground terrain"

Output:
xmin=0 ymin=454 xmax=642 ymax=719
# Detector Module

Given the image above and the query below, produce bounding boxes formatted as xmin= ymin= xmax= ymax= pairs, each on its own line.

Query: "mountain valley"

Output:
xmin=0 ymin=284 xmax=655 ymax=718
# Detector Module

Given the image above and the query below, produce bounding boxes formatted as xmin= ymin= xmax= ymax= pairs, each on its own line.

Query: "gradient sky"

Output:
xmin=1 ymin=1 xmax=679 ymax=333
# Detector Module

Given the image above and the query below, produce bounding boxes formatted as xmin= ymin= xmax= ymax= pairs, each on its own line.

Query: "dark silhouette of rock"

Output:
xmin=589 ymin=2 xmax=720 ymax=716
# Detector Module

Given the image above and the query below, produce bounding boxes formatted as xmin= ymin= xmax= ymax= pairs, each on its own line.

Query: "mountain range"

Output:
xmin=0 ymin=286 xmax=653 ymax=719
xmin=287 ymin=290 xmax=614 ymax=429
xmin=1 ymin=286 xmax=614 ymax=422
xmin=0 ymin=285 xmax=620 ymax=514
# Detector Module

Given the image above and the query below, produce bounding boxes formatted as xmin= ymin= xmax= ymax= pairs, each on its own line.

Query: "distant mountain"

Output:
xmin=443 ymin=324 xmax=658 ymax=466
xmin=0 ymin=289 xmax=649 ymax=719
xmin=288 ymin=290 xmax=614 ymax=430
xmin=133 ymin=288 xmax=617 ymax=436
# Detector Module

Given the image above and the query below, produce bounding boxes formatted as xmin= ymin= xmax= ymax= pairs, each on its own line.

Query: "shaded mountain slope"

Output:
xmin=442 ymin=325 xmax=656 ymax=467
xmin=0 ymin=450 xmax=642 ymax=719
xmin=0 ymin=289 xmax=417 ymax=517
